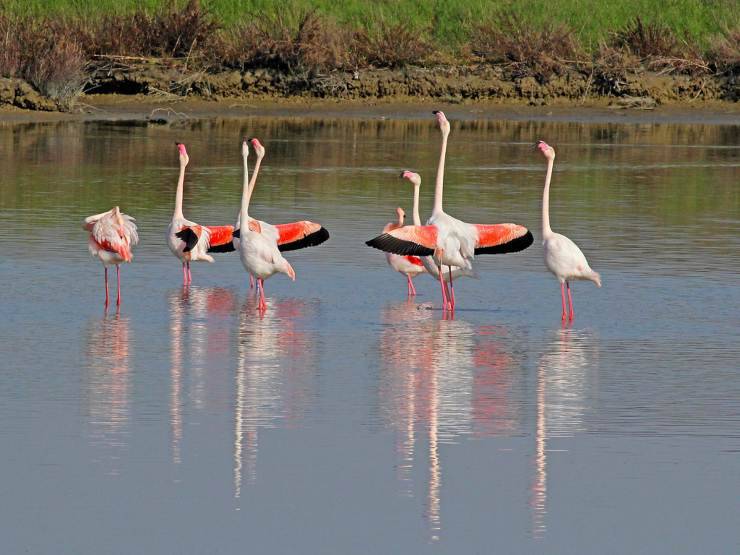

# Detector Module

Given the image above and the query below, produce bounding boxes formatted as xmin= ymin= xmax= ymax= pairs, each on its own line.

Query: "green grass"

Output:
xmin=4 ymin=0 xmax=736 ymax=51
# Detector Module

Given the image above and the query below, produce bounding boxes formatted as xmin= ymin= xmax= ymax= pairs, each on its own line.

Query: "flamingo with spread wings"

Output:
xmin=382 ymin=207 xmax=427 ymax=296
xmin=367 ymin=111 xmax=533 ymax=311
xmin=537 ymin=141 xmax=601 ymax=320
xmin=84 ymin=206 xmax=138 ymax=306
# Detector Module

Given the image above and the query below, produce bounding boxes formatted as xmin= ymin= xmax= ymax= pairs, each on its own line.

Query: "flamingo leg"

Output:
xmin=186 ymin=262 xmax=192 ymax=285
xmin=437 ymin=264 xmax=449 ymax=310
xmin=409 ymin=276 xmax=417 ymax=296
xmin=116 ymin=265 xmax=121 ymax=306
xmin=448 ymin=266 xmax=455 ymax=311
xmin=257 ymin=278 xmax=267 ymax=311
xmin=182 ymin=262 xmax=188 ymax=286
xmin=249 ymin=275 xmax=254 ymax=289
xmin=566 ymin=281 xmax=574 ymax=321
xmin=560 ymin=283 xmax=567 ymax=321
xmin=104 ymin=267 xmax=109 ymax=306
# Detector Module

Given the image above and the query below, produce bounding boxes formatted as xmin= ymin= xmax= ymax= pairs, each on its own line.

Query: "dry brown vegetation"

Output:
xmin=0 ymin=1 xmax=737 ymax=109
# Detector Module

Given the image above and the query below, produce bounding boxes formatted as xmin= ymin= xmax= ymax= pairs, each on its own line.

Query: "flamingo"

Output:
xmin=83 ymin=206 xmax=138 ymax=306
xmin=537 ymin=141 xmax=601 ymax=320
xmin=382 ymin=207 xmax=426 ymax=296
xmin=166 ymin=143 xmax=216 ymax=285
xmin=367 ymin=111 xmax=533 ymax=311
xmin=399 ymin=170 xmax=475 ymax=298
xmin=211 ymin=138 xmax=329 ymax=256
xmin=238 ymin=138 xmax=295 ymax=311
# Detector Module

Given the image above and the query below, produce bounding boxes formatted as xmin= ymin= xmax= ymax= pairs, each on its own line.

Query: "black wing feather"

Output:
xmin=175 ymin=228 xmax=199 ymax=252
xmin=278 ymin=227 xmax=330 ymax=252
xmin=366 ymin=233 xmax=434 ymax=256
xmin=474 ymin=230 xmax=534 ymax=255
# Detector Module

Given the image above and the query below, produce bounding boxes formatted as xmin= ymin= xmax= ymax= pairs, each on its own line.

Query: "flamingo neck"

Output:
xmin=174 ymin=161 xmax=185 ymax=220
xmin=412 ymin=183 xmax=422 ymax=226
xmin=542 ymin=157 xmax=554 ymax=238
xmin=240 ymin=154 xmax=250 ymax=222
xmin=247 ymin=156 xmax=263 ymax=200
xmin=432 ymin=130 xmax=448 ymax=215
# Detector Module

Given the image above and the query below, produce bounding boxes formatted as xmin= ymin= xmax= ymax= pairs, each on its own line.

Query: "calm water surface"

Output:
xmin=0 ymin=114 xmax=738 ymax=554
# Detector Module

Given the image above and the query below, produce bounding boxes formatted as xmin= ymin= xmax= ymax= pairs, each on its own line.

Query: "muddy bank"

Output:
xmin=0 ymin=63 xmax=737 ymax=114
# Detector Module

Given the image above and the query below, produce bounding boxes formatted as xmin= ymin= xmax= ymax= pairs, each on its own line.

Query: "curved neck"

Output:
xmin=240 ymin=154 xmax=250 ymax=221
xmin=412 ymin=183 xmax=421 ymax=226
xmin=542 ymin=158 xmax=554 ymax=238
xmin=247 ymin=156 xmax=263 ymax=200
xmin=174 ymin=161 xmax=185 ymax=220
xmin=432 ymin=130 xmax=449 ymax=215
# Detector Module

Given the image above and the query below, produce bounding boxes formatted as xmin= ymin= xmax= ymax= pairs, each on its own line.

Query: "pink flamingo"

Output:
xmin=382 ymin=207 xmax=426 ymax=296
xmin=538 ymin=141 xmax=601 ymax=320
xmin=368 ymin=111 xmax=533 ymax=311
xmin=237 ymin=139 xmax=295 ymax=311
xmin=83 ymin=206 xmax=138 ymax=306
xmin=399 ymin=170 xmax=475 ymax=300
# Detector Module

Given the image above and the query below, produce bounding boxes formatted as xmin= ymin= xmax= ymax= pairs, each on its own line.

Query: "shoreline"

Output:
xmin=1 ymin=94 xmax=738 ymax=126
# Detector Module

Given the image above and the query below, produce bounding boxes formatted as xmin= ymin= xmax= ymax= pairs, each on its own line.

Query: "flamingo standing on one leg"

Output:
xmin=237 ymin=139 xmax=295 ymax=311
xmin=399 ymin=170 xmax=475 ymax=300
xmin=382 ymin=207 xmax=427 ymax=296
xmin=84 ymin=206 xmax=139 ymax=306
xmin=537 ymin=141 xmax=601 ymax=321
xmin=167 ymin=143 xmax=215 ymax=286
xmin=367 ymin=111 xmax=534 ymax=311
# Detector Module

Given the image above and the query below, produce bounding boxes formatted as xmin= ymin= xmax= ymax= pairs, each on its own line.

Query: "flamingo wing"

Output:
xmin=473 ymin=224 xmax=534 ymax=255
xmin=206 ymin=225 xmax=236 ymax=253
xmin=175 ymin=225 xmax=207 ymax=252
xmin=366 ymin=225 xmax=437 ymax=256
xmin=275 ymin=221 xmax=330 ymax=252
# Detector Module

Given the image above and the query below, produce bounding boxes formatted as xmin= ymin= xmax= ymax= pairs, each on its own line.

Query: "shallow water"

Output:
xmin=0 ymin=115 xmax=738 ymax=554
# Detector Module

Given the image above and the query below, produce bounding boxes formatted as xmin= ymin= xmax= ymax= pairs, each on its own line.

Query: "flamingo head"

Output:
xmin=113 ymin=206 xmax=126 ymax=240
xmin=395 ymin=206 xmax=405 ymax=224
xmin=400 ymin=170 xmax=421 ymax=187
xmin=432 ymin=110 xmax=450 ymax=134
xmin=176 ymin=142 xmax=189 ymax=165
xmin=241 ymin=137 xmax=249 ymax=158
xmin=250 ymin=137 xmax=265 ymax=159
xmin=537 ymin=140 xmax=555 ymax=160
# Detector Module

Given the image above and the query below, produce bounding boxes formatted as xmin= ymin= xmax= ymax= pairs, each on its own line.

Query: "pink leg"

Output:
xmin=257 ymin=278 xmax=267 ymax=311
xmin=409 ymin=276 xmax=417 ymax=296
xmin=249 ymin=275 xmax=254 ymax=289
xmin=182 ymin=263 xmax=188 ymax=286
xmin=448 ymin=267 xmax=455 ymax=311
xmin=116 ymin=265 xmax=121 ymax=306
xmin=567 ymin=282 xmax=574 ymax=321
xmin=186 ymin=262 xmax=192 ymax=285
xmin=438 ymin=264 xmax=449 ymax=310
xmin=560 ymin=283 xmax=567 ymax=321
xmin=104 ymin=267 xmax=109 ymax=306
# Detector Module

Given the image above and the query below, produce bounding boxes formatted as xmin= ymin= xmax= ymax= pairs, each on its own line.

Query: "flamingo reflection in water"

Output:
xmin=168 ymin=287 xmax=238 ymax=465
xmin=379 ymin=302 xmax=477 ymax=541
xmin=85 ymin=313 xmax=132 ymax=474
xmin=234 ymin=297 xmax=317 ymax=499
xmin=531 ymin=327 xmax=599 ymax=539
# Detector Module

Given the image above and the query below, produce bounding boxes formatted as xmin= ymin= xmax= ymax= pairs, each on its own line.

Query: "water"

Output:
xmin=0 ymin=114 xmax=738 ymax=554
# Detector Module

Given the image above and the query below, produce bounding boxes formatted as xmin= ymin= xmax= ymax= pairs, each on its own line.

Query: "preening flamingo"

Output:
xmin=238 ymin=138 xmax=295 ymax=311
xmin=382 ymin=207 xmax=426 ymax=296
xmin=399 ymin=170 xmax=475 ymax=298
xmin=84 ymin=206 xmax=138 ymax=306
xmin=537 ymin=141 xmax=601 ymax=321
xmin=167 ymin=143 xmax=215 ymax=285
xmin=368 ymin=111 xmax=533 ymax=311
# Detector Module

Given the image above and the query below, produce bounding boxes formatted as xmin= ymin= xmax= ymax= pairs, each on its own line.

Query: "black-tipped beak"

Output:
xmin=432 ymin=110 xmax=439 ymax=115
xmin=399 ymin=171 xmax=406 ymax=178
xmin=175 ymin=141 xmax=182 ymax=146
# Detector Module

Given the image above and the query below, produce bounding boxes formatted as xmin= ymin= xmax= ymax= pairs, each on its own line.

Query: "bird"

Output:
xmin=212 ymin=138 xmax=330 ymax=256
xmin=83 ymin=206 xmax=138 ymax=306
xmin=237 ymin=138 xmax=296 ymax=311
xmin=367 ymin=111 xmax=534 ymax=311
xmin=537 ymin=141 xmax=601 ymax=321
xmin=167 ymin=143 xmax=215 ymax=286
xmin=382 ymin=206 xmax=426 ymax=296
xmin=399 ymin=170 xmax=475 ymax=299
